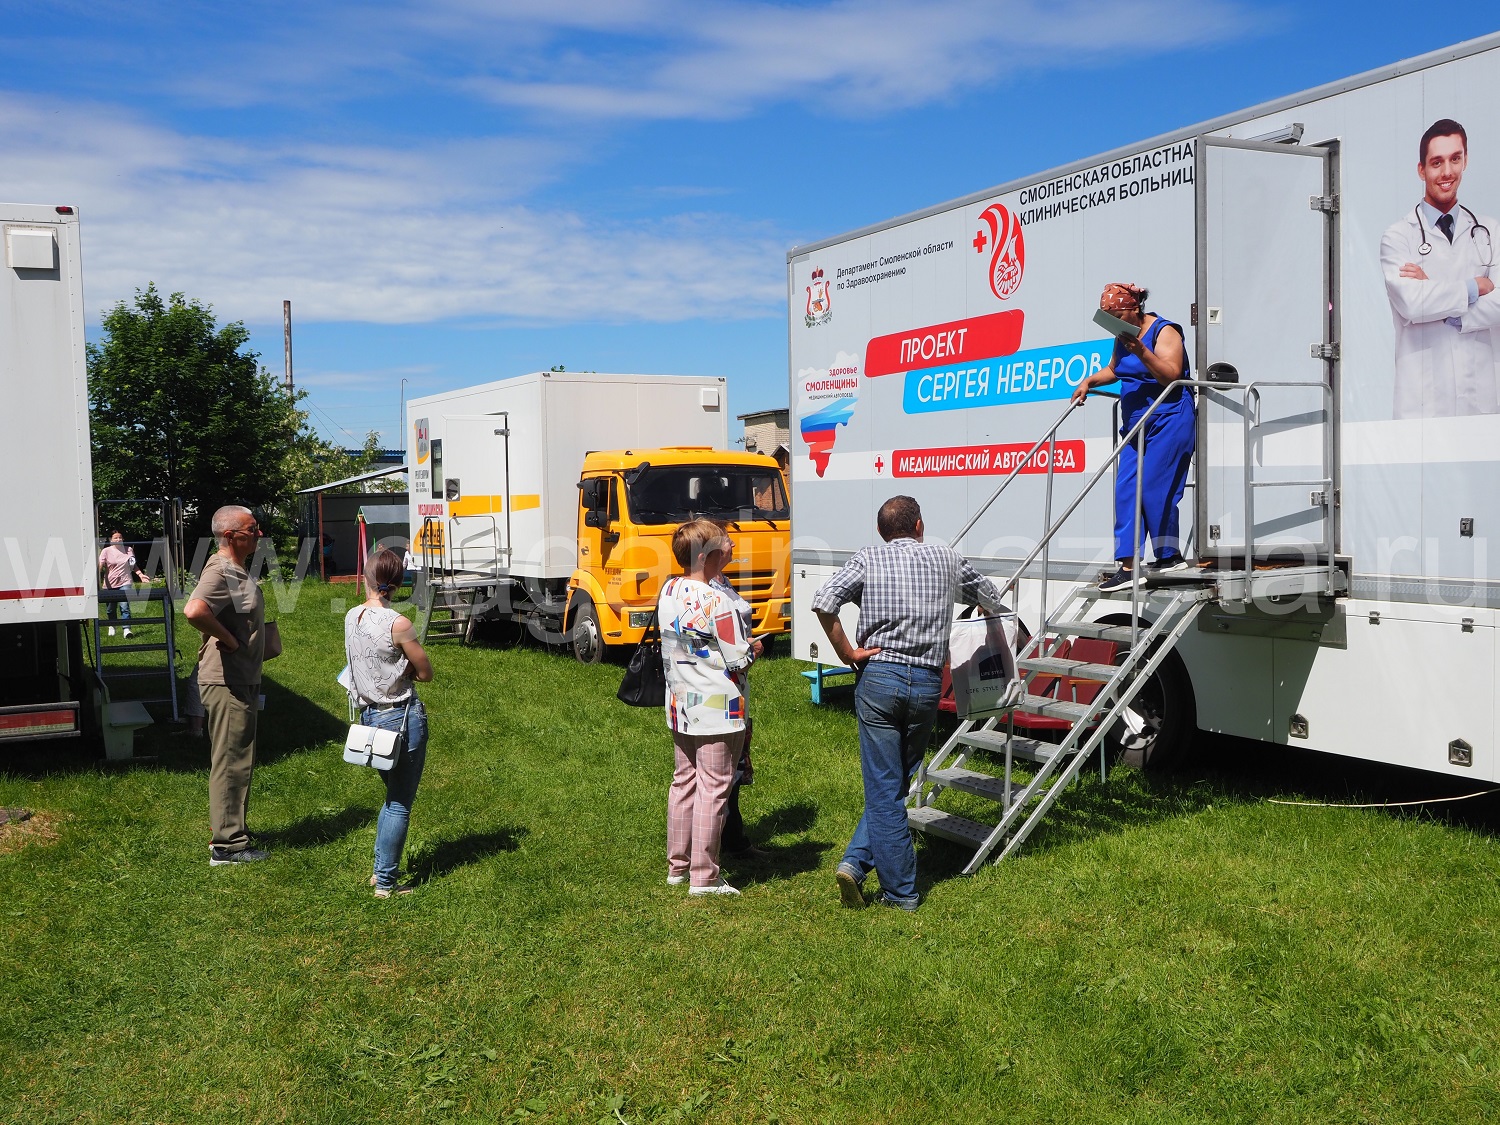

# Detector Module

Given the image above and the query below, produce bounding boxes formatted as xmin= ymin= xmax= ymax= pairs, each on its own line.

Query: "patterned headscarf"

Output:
xmin=1099 ymin=282 xmax=1146 ymax=313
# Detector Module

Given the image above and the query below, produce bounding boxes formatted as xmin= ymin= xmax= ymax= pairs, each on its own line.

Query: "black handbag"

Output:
xmin=617 ymin=611 xmax=666 ymax=707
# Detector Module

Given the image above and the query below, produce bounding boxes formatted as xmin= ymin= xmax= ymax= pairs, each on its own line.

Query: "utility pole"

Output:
xmin=282 ymin=299 xmax=294 ymax=397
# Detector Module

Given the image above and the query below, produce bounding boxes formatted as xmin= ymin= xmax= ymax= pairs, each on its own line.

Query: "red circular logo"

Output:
xmin=978 ymin=203 xmax=1025 ymax=301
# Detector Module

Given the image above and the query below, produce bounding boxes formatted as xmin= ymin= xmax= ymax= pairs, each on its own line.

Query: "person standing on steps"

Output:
xmin=1071 ymin=282 xmax=1194 ymax=592
xmin=98 ymin=530 xmax=149 ymax=638
xmin=184 ymin=506 xmax=269 ymax=866
xmin=813 ymin=495 xmax=1004 ymax=912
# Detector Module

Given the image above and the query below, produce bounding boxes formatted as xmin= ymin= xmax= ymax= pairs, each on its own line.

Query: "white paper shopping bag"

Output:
xmin=948 ymin=611 xmax=1019 ymax=719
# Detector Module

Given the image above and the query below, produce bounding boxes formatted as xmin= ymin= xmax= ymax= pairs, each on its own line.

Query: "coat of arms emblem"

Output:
xmin=805 ymin=268 xmax=832 ymax=327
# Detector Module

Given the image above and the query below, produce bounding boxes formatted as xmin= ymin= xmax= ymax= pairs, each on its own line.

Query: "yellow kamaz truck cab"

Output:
xmin=566 ymin=447 xmax=790 ymax=663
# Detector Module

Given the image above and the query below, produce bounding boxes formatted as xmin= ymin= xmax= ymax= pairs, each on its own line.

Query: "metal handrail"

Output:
xmin=971 ymin=376 xmax=1333 ymax=656
xmin=419 ymin=515 xmax=446 ymax=574
xmin=446 ymin=513 xmax=503 ymax=577
xmin=1240 ymin=380 xmax=1336 ymax=601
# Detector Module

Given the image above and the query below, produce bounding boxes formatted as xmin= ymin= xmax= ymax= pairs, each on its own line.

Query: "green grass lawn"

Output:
xmin=4 ymin=580 xmax=1500 ymax=1122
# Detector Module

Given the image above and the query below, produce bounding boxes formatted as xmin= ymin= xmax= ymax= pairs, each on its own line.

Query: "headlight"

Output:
xmin=628 ymin=610 xmax=655 ymax=628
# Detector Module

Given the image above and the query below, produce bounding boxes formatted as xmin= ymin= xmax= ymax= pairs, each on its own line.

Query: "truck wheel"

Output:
xmin=1096 ymin=614 xmax=1197 ymax=771
xmin=570 ymin=600 xmax=605 ymax=664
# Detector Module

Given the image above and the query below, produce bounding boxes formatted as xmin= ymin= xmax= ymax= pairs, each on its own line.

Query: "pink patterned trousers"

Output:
xmin=667 ymin=729 xmax=745 ymax=887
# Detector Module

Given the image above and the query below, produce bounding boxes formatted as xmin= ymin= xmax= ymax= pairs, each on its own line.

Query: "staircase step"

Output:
xmin=925 ymin=766 xmax=1012 ymax=802
xmin=1015 ymin=694 xmax=1095 ymax=722
xmin=955 ymin=728 xmax=1063 ymax=763
xmin=1046 ymin=620 xmax=1138 ymax=645
xmin=98 ymin=643 xmax=172 ymax=654
xmin=99 ymin=669 xmax=173 ymax=680
xmin=906 ymin=806 xmax=995 ymax=848
xmin=1017 ymin=656 xmax=1120 ymax=682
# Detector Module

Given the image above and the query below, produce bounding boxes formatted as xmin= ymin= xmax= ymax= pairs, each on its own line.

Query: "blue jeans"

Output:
xmin=363 ymin=699 xmax=428 ymax=889
xmin=841 ymin=661 xmax=942 ymax=906
xmin=105 ymin=586 xmax=133 ymax=622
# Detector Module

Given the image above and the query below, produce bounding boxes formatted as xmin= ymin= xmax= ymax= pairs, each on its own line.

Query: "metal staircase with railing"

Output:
xmin=905 ymin=376 xmax=1344 ymax=869
xmin=92 ymin=500 xmax=188 ymax=726
xmin=416 ymin=514 xmax=503 ymax=644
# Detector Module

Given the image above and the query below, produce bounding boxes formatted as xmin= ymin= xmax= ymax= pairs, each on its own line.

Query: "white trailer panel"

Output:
xmin=0 ymin=204 xmax=96 ymax=625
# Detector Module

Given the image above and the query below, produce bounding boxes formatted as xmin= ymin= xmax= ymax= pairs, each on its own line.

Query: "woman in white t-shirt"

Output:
xmin=345 ymin=547 xmax=434 ymax=898
xmin=658 ymin=518 xmax=761 ymax=896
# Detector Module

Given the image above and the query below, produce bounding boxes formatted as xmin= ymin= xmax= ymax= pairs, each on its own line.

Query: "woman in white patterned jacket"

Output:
xmin=658 ymin=518 xmax=762 ymax=897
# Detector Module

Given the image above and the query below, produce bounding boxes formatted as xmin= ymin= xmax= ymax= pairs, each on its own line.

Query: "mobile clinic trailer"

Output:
xmin=408 ymin=371 xmax=792 ymax=655
xmin=789 ymin=33 xmax=1500 ymax=866
xmin=0 ymin=204 xmax=99 ymax=746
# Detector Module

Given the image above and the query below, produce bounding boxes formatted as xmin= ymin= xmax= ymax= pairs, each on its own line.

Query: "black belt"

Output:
xmin=365 ymin=700 xmax=414 ymax=711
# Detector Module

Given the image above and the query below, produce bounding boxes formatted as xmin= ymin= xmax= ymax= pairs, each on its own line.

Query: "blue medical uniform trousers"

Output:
xmin=1114 ymin=402 xmax=1195 ymax=563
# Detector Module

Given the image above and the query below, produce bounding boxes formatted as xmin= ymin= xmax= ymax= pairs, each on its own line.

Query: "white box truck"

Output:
xmin=0 ymin=203 xmax=99 ymax=745
xmin=788 ymin=31 xmax=1500 ymax=860
xmin=407 ymin=371 xmax=792 ymax=658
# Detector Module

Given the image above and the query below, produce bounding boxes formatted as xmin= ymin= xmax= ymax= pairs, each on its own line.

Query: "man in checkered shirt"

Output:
xmin=813 ymin=495 xmax=1003 ymax=911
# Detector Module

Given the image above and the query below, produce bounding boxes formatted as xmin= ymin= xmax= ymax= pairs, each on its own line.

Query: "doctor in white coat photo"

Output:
xmin=1380 ymin=118 xmax=1500 ymax=418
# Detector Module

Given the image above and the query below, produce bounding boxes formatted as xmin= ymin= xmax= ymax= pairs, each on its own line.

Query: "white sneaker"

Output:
xmin=688 ymin=878 xmax=740 ymax=896
xmin=107 ymin=626 xmax=116 ymax=636
xmin=122 ymin=628 xmax=132 ymax=638
xmin=667 ymin=873 xmax=688 ymax=886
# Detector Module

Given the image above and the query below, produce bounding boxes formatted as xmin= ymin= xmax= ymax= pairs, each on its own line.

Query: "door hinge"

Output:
xmin=1309 ymin=194 xmax=1340 ymax=213
xmin=1190 ymin=302 xmax=1197 ymax=327
xmin=1310 ymin=342 xmax=1341 ymax=361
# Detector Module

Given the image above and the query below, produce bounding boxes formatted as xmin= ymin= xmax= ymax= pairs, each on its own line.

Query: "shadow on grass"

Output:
xmin=749 ymin=798 xmax=819 ymax=838
xmin=0 ymin=674 xmax=349 ymax=779
xmin=915 ymin=727 xmax=1500 ymax=884
xmin=1178 ymin=730 xmax=1500 ymax=837
xmin=263 ymin=805 xmax=377 ymax=848
xmin=408 ymin=825 xmax=528 ymax=884
xmin=719 ymin=799 xmax=834 ymax=886
xmin=723 ymin=838 xmax=834 ymax=887
xmin=253 ymin=677 xmax=349 ymax=766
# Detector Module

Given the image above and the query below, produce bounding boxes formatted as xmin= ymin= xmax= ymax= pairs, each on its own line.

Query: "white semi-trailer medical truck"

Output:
xmin=788 ymin=32 xmax=1500 ymax=865
xmin=0 ymin=204 xmax=100 ymax=747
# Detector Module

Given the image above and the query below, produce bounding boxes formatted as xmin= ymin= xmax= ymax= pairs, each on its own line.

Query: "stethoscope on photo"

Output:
xmin=1415 ymin=203 xmax=1495 ymax=265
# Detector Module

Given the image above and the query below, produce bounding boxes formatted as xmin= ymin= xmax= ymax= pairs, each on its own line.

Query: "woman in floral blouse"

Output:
xmin=658 ymin=518 xmax=761 ymax=896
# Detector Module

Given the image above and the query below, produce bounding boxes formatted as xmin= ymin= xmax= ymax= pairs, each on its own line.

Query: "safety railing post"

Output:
xmin=1040 ymin=430 xmax=1057 ymax=635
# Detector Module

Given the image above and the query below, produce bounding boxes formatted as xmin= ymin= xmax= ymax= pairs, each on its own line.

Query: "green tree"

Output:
xmin=88 ymin=284 xmax=317 ymax=550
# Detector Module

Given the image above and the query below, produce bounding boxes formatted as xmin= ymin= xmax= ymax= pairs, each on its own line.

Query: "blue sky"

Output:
xmin=2 ymin=2 xmax=1497 ymax=449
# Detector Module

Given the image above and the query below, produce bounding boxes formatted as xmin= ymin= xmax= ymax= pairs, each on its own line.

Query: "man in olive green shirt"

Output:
xmin=184 ymin=505 xmax=268 ymax=865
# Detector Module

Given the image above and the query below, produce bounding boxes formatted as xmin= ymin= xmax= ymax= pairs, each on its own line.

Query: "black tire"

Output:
xmin=1095 ymin=614 xmax=1197 ymax=771
xmin=570 ymin=599 xmax=605 ymax=664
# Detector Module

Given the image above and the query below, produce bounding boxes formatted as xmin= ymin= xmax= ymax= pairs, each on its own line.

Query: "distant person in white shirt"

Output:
xmin=1381 ymin=118 xmax=1500 ymax=418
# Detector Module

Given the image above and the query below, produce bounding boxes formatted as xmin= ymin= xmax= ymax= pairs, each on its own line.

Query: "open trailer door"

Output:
xmin=1194 ymin=135 xmax=1339 ymax=566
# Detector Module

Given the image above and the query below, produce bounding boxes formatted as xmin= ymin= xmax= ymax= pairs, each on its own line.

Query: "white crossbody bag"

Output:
xmin=339 ymin=610 xmax=413 ymax=770
xmin=343 ymin=700 xmax=410 ymax=771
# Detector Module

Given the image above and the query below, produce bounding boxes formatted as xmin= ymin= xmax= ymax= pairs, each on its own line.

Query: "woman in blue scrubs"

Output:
xmin=1071 ymin=282 xmax=1194 ymax=591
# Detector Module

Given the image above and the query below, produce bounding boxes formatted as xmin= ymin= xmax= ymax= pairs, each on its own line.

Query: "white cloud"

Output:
xmin=442 ymin=0 xmax=1263 ymax=121
xmin=0 ymin=94 xmax=786 ymax=327
xmin=84 ymin=1 xmax=1265 ymax=121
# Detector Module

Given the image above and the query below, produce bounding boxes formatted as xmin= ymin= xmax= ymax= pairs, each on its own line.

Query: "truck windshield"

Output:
xmin=625 ymin=465 xmax=789 ymax=524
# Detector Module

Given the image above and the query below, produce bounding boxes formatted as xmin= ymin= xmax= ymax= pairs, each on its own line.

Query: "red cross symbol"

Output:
xmin=874 ymin=456 xmax=885 ymax=474
xmin=972 ymin=228 xmax=987 ymax=254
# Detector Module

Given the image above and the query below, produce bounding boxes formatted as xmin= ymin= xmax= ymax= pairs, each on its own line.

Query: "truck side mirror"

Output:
xmin=579 ymin=478 xmax=606 ymax=508
xmin=584 ymin=509 xmax=608 ymax=529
